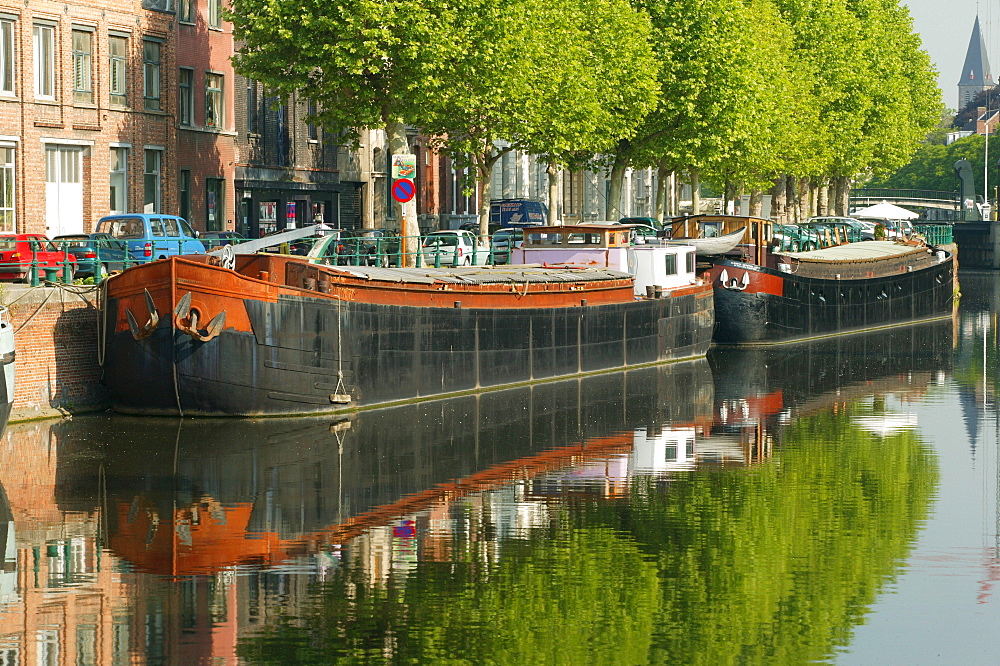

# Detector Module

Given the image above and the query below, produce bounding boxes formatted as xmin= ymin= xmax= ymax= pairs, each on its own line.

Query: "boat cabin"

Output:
xmin=511 ymin=223 xmax=698 ymax=295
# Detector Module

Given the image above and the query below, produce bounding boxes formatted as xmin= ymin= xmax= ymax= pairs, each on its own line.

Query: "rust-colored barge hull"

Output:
xmin=101 ymin=255 xmax=714 ymax=416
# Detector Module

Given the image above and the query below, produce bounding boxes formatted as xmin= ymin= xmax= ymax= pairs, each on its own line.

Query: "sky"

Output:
xmin=904 ymin=0 xmax=997 ymax=109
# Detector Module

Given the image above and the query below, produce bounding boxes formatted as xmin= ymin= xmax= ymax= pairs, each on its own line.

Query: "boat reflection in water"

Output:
xmin=0 ymin=319 xmax=951 ymax=663
xmin=57 ymin=360 xmax=715 ymax=576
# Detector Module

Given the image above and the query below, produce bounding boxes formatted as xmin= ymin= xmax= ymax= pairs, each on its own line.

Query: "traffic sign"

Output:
xmin=392 ymin=178 xmax=416 ymax=203
xmin=391 ymin=154 xmax=417 ymax=180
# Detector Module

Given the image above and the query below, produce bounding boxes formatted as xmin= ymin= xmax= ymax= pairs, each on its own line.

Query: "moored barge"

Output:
xmin=100 ymin=246 xmax=713 ymax=416
xmin=689 ymin=215 xmax=955 ymax=344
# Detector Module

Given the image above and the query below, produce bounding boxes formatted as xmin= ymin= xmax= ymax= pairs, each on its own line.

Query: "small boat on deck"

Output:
xmin=667 ymin=226 xmax=746 ymax=256
xmin=696 ymin=215 xmax=954 ymax=343
xmin=100 ymin=234 xmax=713 ymax=416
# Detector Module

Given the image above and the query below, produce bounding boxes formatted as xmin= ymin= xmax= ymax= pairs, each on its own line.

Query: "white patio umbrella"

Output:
xmin=851 ymin=201 xmax=919 ymax=220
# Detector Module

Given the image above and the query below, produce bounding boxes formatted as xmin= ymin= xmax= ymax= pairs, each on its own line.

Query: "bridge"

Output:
xmin=849 ymin=188 xmax=962 ymax=219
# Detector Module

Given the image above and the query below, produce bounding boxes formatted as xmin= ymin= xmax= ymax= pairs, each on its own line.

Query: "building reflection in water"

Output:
xmin=0 ymin=318 xmax=954 ymax=663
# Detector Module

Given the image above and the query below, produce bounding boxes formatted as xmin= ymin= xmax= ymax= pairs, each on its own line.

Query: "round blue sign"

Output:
xmin=392 ymin=179 xmax=416 ymax=203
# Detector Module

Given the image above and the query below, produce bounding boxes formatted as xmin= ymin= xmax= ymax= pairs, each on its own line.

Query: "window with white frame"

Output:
xmin=0 ymin=147 xmax=14 ymax=233
xmin=110 ymin=147 xmax=128 ymax=214
xmin=33 ymin=23 xmax=55 ymax=99
xmin=72 ymin=29 xmax=93 ymax=104
xmin=109 ymin=35 xmax=127 ymax=106
xmin=178 ymin=68 xmax=193 ymax=125
xmin=144 ymin=149 xmax=161 ymax=213
xmin=143 ymin=39 xmax=161 ymax=111
xmin=208 ymin=0 xmax=220 ymax=29
xmin=0 ymin=19 xmax=13 ymax=95
xmin=205 ymin=73 xmax=223 ymax=128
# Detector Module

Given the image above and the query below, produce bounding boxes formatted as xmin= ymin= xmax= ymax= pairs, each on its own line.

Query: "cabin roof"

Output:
xmin=526 ymin=223 xmax=635 ymax=232
xmin=779 ymin=240 xmax=927 ymax=261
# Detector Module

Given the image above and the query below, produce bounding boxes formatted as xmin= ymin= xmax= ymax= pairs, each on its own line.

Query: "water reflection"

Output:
xmin=0 ymin=318 xmax=956 ymax=664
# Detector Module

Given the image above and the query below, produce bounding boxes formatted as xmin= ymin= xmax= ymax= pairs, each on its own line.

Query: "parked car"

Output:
xmin=339 ymin=229 xmax=402 ymax=266
xmin=0 ymin=234 xmax=78 ymax=281
xmin=421 ymin=230 xmax=490 ymax=266
xmin=201 ymin=230 xmax=246 ymax=250
xmin=807 ymin=216 xmax=874 ymax=242
xmin=95 ymin=214 xmax=206 ymax=263
xmin=619 ymin=216 xmax=666 ymax=232
xmin=52 ymin=233 xmax=129 ymax=278
xmin=772 ymin=224 xmax=822 ymax=252
xmin=490 ymin=228 xmax=525 ymax=265
xmin=627 ymin=224 xmax=661 ymax=244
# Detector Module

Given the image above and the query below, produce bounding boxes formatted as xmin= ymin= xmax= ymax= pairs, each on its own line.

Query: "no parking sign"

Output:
xmin=392 ymin=178 xmax=415 ymax=203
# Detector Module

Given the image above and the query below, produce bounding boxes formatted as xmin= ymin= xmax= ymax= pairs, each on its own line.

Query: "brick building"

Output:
xmin=0 ymin=0 xmax=176 ymax=236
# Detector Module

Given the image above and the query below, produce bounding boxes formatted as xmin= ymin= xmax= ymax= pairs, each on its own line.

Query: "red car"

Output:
xmin=0 ymin=234 xmax=77 ymax=281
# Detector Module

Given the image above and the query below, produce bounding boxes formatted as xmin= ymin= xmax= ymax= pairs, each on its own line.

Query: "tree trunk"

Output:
xmin=607 ymin=153 xmax=629 ymax=221
xmin=784 ymin=175 xmax=796 ymax=223
xmin=817 ymin=181 xmax=829 ymax=216
xmin=655 ymin=161 xmax=670 ymax=223
xmin=797 ymin=176 xmax=811 ymax=223
xmin=474 ymin=152 xmax=493 ymax=237
xmin=386 ymin=121 xmax=418 ymax=266
xmin=833 ymin=176 xmax=851 ymax=216
xmin=749 ymin=190 xmax=763 ymax=217
xmin=770 ymin=176 xmax=787 ymax=224
xmin=546 ymin=162 xmax=561 ymax=223
xmin=691 ymin=169 xmax=701 ymax=215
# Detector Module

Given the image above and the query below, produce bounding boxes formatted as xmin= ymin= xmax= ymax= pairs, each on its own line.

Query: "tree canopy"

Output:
xmin=229 ymin=0 xmax=942 ymax=221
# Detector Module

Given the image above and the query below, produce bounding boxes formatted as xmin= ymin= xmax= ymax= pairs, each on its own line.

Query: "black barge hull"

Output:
xmin=709 ymin=255 xmax=954 ymax=344
xmin=103 ymin=292 xmax=713 ymax=416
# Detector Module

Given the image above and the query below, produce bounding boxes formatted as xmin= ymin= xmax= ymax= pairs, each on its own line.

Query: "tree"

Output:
xmin=421 ymin=0 xmax=658 ymax=231
xmin=228 ymin=0 xmax=465 ymax=257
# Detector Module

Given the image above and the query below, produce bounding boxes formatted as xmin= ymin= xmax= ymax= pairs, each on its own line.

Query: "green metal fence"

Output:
xmin=914 ymin=224 xmax=953 ymax=246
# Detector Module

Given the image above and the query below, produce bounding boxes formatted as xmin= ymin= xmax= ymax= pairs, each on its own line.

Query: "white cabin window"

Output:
xmin=665 ymin=253 xmax=677 ymax=276
xmin=686 ymin=252 xmax=695 ymax=273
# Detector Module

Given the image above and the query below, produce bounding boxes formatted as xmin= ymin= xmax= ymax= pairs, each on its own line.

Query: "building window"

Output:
xmin=178 ymin=0 xmax=193 ymax=23
xmin=0 ymin=19 xmax=14 ymax=95
xmin=206 ymin=178 xmax=223 ymax=231
xmin=205 ymin=73 xmax=223 ymax=128
xmin=72 ymin=30 xmax=93 ymax=104
xmin=246 ymin=79 xmax=259 ymax=134
xmin=179 ymin=170 xmax=191 ymax=222
xmin=208 ymin=0 xmax=220 ymax=29
xmin=143 ymin=40 xmax=161 ymax=111
xmin=109 ymin=36 xmax=127 ymax=106
xmin=110 ymin=148 xmax=128 ymax=214
xmin=307 ymin=100 xmax=318 ymax=141
xmin=0 ymin=147 xmax=14 ymax=232
xmin=144 ymin=149 xmax=162 ymax=213
xmin=179 ymin=68 xmax=193 ymax=125
xmin=33 ymin=24 xmax=55 ymax=99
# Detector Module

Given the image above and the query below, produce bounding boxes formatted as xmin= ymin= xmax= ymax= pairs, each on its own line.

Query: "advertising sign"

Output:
xmin=391 ymin=154 xmax=417 ymax=180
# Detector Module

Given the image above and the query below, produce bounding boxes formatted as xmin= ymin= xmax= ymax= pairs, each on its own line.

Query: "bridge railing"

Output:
xmin=850 ymin=188 xmax=959 ymax=204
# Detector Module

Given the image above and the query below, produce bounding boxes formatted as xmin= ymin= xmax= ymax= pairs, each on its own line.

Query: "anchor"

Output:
xmin=126 ymin=289 xmax=160 ymax=340
xmin=173 ymin=292 xmax=226 ymax=342
xmin=718 ymin=268 xmax=750 ymax=292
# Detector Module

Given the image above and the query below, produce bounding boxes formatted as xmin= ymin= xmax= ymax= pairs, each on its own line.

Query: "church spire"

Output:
xmin=959 ymin=16 xmax=995 ymax=108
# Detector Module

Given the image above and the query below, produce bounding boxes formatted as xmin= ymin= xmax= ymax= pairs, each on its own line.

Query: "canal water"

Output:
xmin=0 ymin=275 xmax=996 ymax=664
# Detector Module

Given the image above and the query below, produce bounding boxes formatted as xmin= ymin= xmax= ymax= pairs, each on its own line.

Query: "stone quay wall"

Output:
xmin=3 ymin=285 xmax=108 ymax=422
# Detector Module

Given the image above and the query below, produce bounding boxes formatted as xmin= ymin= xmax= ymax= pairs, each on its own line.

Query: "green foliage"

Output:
xmin=868 ymin=133 xmax=992 ymax=193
